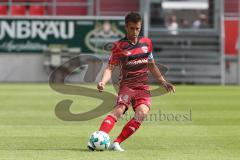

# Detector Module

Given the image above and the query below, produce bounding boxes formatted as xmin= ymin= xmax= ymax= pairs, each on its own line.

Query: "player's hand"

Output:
xmin=97 ymin=82 xmax=105 ymax=92
xmin=160 ymin=81 xmax=175 ymax=93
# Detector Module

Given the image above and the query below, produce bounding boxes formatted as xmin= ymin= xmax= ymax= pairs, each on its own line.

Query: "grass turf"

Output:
xmin=0 ymin=84 xmax=240 ymax=160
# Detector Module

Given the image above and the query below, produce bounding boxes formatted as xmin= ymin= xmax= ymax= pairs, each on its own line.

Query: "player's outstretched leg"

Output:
xmin=98 ymin=105 xmax=126 ymax=133
xmin=110 ymin=104 xmax=149 ymax=151
xmin=109 ymin=117 xmax=141 ymax=151
xmin=87 ymin=105 xmax=126 ymax=150
xmin=98 ymin=115 xmax=117 ymax=133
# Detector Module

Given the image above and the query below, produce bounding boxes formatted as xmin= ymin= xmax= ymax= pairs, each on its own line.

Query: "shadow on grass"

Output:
xmin=0 ymin=148 xmax=90 ymax=152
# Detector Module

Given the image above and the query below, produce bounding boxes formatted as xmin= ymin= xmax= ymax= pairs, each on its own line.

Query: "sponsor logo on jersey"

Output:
xmin=127 ymin=58 xmax=148 ymax=65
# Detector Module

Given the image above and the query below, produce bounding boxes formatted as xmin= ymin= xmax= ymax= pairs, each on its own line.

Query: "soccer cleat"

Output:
xmin=87 ymin=141 xmax=95 ymax=151
xmin=109 ymin=142 xmax=125 ymax=151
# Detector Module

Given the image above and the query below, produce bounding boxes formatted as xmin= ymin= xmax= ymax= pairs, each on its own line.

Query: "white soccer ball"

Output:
xmin=89 ymin=131 xmax=110 ymax=151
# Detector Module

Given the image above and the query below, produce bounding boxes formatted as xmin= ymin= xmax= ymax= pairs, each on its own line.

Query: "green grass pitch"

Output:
xmin=0 ymin=84 xmax=240 ymax=160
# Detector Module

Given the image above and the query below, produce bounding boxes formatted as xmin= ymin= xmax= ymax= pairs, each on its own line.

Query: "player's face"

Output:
xmin=125 ymin=21 xmax=141 ymax=41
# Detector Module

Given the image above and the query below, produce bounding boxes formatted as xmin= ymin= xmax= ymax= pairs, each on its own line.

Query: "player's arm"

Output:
xmin=148 ymin=60 xmax=175 ymax=93
xmin=97 ymin=64 xmax=115 ymax=92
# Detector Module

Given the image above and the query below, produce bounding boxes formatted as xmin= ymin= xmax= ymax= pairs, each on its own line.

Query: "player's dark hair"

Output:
xmin=125 ymin=12 xmax=142 ymax=25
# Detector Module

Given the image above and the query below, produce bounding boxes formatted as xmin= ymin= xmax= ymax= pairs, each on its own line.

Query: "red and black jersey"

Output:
xmin=109 ymin=36 xmax=154 ymax=89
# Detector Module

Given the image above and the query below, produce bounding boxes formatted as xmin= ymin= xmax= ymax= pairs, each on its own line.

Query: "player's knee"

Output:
xmin=134 ymin=110 xmax=149 ymax=122
xmin=110 ymin=105 xmax=126 ymax=120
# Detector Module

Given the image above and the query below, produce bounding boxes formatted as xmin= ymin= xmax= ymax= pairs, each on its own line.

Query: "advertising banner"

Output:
xmin=0 ymin=17 xmax=125 ymax=54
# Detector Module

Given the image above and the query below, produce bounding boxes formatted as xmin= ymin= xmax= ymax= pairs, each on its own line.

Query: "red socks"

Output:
xmin=99 ymin=116 xmax=142 ymax=144
xmin=99 ymin=115 xmax=117 ymax=133
xmin=114 ymin=118 xmax=141 ymax=144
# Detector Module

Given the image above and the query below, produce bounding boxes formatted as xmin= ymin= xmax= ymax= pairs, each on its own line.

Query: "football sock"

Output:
xmin=114 ymin=118 xmax=141 ymax=144
xmin=99 ymin=115 xmax=117 ymax=133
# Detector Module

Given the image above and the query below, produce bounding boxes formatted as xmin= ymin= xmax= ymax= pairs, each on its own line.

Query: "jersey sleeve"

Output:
xmin=108 ymin=50 xmax=119 ymax=65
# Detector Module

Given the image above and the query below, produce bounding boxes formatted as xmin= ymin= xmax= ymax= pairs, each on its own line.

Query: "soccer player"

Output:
xmin=88 ymin=12 xmax=175 ymax=151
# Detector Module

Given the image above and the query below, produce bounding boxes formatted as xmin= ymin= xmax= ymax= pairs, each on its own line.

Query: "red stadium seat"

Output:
xmin=56 ymin=0 xmax=86 ymax=2
xmin=0 ymin=5 xmax=8 ymax=15
xmin=29 ymin=0 xmax=48 ymax=2
xmin=99 ymin=0 xmax=139 ymax=16
xmin=56 ymin=6 xmax=87 ymax=15
xmin=11 ymin=5 xmax=26 ymax=15
xmin=224 ymin=0 xmax=239 ymax=13
xmin=54 ymin=0 xmax=87 ymax=15
xmin=11 ymin=0 xmax=28 ymax=2
xmin=29 ymin=5 xmax=45 ymax=16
